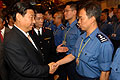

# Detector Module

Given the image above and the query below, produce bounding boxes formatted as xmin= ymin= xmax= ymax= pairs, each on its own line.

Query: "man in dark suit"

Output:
xmin=0 ymin=16 xmax=10 ymax=80
xmin=4 ymin=2 xmax=57 ymax=80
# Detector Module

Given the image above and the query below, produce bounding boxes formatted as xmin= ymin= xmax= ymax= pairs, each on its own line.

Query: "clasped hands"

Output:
xmin=48 ymin=62 xmax=59 ymax=74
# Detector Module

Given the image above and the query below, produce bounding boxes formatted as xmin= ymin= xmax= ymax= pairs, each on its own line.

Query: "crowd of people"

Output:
xmin=0 ymin=0 xmax=120 ymax=80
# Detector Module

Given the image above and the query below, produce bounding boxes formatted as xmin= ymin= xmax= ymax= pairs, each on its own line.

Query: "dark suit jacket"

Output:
xmin=29 ymin=28 xmax=57 ymax=64
xmin=4 ymin=27 xmax=49 ymax=80
xmin=0 ymin=27 xmax=10 ymax=80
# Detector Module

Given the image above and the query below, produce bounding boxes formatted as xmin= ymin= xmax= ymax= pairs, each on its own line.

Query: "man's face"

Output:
xmin=0 ymin=18 xmax=4 ymax=30
xmin=117 ymin=9 xmax=120 ymax=20
xmin=78 ymin=9 xmax=92 ymax=31
xmin=35 ymin=13 xmax=44 ymax=28
xmin=44 ymin=11 xmax=50 ymax=21
xmin=100 ymin=13 xmax=107 ymax=21
xmin=21 ymin=9 xmax=35 ymax=32
xmin=64 ymin=5 xmax=75 ymax=20
xmin=53 ymin=13 xmax=59 ymax=25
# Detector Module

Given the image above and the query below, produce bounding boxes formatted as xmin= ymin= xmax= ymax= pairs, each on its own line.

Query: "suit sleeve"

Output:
xmin=4 ymin=38 xmax=49 ymax=78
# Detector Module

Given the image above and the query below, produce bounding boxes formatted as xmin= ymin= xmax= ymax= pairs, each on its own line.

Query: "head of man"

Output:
xmin=12 ymin=2 xmax=35 ymax=32
xmin=116 ymin=9 xmax=120 ymax=21
xmin=100 ymin=11 xmax=107 ymax=22
xmin=64 ymin=1 xmax=77 ymax=21
xmin=53 ymin=11 xmax=63 ymax=27
xmin=78 ymin=1 xmax=101 ymax=31
xmin=34 ymin=7 xmax=44 ymax=29
xmin=0 ymin=17 xmax=5 ymax=30
xmin=8 ymin=14 xmax=14 ymax=26
xmin=44 ymin=10 xmax=53 ymax=21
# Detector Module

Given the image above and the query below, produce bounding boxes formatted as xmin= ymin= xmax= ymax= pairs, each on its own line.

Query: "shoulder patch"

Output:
xmin=96 ymin=33 xmax=108 ymax=43
xmin=45 ymin=27 xmax=52 ymax=30
xmin=60 ymin=26 xmax=65 ymax=30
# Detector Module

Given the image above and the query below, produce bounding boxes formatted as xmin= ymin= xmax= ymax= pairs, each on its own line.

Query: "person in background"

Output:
xmin=7 ymin=14 xmax=14 ymax=29
xmin=44 ymin=9 xmax=56 ymax=31
xmin=0 ymin=16 xmax=10 ymax=80
xmin=99 ymin=10 xmax=112 ymax=38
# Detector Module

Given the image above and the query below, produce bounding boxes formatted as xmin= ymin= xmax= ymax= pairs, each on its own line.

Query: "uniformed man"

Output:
xmin=29 ymin=7 xmax=56 ymax=80
xmin=99 ymin=11 xmax=112 ymax=37
xmin=53 ymin=10 xmax=65 ymax=47
xmin=29 ymin=7 xmax=56 ymax=64
xmin=110 ymin=47 xmax=120 ymax=80
xmin=44 ymin=10 xmax=56 ymax=31
xmin=110 ymin=8 xmax=120 ymax=55
xmin=56 ymin=1 xmax=81 ymax=80
xmin=55 ymin=1 xmax=114 ymax=80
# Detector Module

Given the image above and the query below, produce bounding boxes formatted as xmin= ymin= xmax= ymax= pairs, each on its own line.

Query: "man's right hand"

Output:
xmin=56 ymin=44 xmax=69 ymax=53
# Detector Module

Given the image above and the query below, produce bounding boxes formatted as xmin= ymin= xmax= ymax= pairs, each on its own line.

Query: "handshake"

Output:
xmin=48 ymin=62 xmax=59 ymax=74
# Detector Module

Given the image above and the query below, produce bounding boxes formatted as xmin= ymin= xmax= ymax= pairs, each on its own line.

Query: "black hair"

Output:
xmin=12 ymin=2 xmax=33 ymax=21
xmin=65 ymin=1 xmax=77 ymax=10
xmin=78 ymin=1 xmax=101 ymax=19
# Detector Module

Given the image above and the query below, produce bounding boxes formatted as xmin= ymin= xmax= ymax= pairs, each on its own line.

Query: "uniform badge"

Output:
xmin=45 ymin=27 xmax=52 ymax=30
xmin=62 ymin=41 xmax=66 ymax=45
xmin=76 ymin=58 xmax=79 ymax=65
xmin=60 ymin=26 xmax=65 ymax=30
xmin=96 ymin=33 xmax=108 ymax=43
xmin=44 ymin=37 xmax=51 ymax=40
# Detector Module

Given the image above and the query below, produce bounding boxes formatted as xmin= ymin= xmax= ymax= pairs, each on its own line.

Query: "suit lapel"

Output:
xmin=13 ymin=27 xmax=38 ymax=52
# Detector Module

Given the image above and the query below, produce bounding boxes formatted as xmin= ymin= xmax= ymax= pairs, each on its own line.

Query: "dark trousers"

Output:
xmin=111 ymin=39 xmax=120 ymax=58
xmin=77 ymin=74 xmax=99 ymax=80
xmin=56 ymin=53 xmax=79 ymax=80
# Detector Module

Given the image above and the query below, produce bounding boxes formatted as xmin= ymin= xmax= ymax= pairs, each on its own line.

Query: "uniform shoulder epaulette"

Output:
xmin=45 ymin=27 xmax=52 ymax=30
xmin=96 ymin=33 xmax=108 ymax=43
xmin=60 ymin=26 xmax=65 ymax=30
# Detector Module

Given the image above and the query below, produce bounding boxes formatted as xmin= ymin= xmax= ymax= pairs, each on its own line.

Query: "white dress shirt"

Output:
xmin=14 ymin=24 xmax=38 ymax=50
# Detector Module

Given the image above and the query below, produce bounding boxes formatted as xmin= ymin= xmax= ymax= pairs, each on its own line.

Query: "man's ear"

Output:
xmin=16 ymin=13 xmax=23 ymax=21
xmin=90 ymin=16 xmax=96 ymax=23
xmin=73 ymin=10 xmax=77 ymax=15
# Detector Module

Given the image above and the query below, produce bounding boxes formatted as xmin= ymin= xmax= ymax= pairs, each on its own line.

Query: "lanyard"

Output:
xmin=63 ymin=27 xmax=71 ymax=42
xmin=77 ymin=38 xmax=91 ymax=59
xmin=53 ymin=28 xmax=59 ymax=35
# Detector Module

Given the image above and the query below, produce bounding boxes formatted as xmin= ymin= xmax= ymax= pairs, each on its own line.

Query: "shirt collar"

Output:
xmin=66 ymin=19 xmax=77 ymax=28
xmin=50 ymin=20 xmax=53 ymax=24
xmin=34 ymin=28 xmax=42 ymax=35
xmin=14 ymin=24 xmax=28 ymax=38
xmin=81 ymin=28 xmax=99 ymax=40
xmin=57 ymin=24 xmax=64 ymax=29
xmin=1 ymin=27 xmax=5 ymax=37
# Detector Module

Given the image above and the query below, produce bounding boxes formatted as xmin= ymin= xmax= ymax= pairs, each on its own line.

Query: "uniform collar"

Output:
xmin=66 ymin=19 xmax=77 ymax=28
xmin=81 ymin=28 xmax=99 ymax=40
xmin=49 ymin=20 xmax=53 ymax=24
xmin=57 ymin=24 xmax=64 ymax=29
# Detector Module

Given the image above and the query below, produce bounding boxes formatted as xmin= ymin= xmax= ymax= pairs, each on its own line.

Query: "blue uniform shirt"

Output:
xmin=63 ymin=19 xmax=81 ymax=54
xmin=53 ymin=24 xmax=65 ymax=46
xmin=72 ymin=28 xmax=114 ymax=78
xmin=110 ymin=48 xmax=120 ymax=80
xmin=44 ymin=20 xmax=56 ymax=31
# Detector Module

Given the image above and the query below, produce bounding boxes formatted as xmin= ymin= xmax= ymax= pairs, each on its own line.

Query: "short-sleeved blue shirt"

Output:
xmin=53 ymin=24 xmax=65 ymax=46
xmin=63 ymin=19 xmax=81 ymax=54
xmin=72 ymin=28 xmax=114 ymax=78
xmin=110 ymin=48 xmax=120 ymax=80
